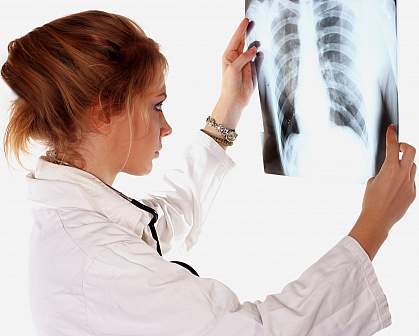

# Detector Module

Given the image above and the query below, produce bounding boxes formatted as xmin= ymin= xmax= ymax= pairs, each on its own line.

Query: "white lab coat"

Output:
xmin=26 ymin=129 xmax=391 ymax=335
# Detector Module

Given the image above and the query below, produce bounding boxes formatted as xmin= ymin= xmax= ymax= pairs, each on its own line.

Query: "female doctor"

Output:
xmin=1 ymin=10 xmax=416 ymax=336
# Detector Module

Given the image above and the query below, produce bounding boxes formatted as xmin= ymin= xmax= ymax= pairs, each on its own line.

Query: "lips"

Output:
xmin=154 ymin=143 xmax=162 ymax=158
xmin=154 ymin=146 xmax=161 ymax=157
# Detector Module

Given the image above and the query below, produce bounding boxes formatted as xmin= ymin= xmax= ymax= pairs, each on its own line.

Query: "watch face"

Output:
xmin=226 ymin=132 xmax=237 ymax=141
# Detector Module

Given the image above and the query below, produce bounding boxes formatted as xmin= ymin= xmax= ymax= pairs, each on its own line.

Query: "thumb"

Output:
xmin=231 ymin=46 xmax=257 ymax=72
xmin=384 ymin=124 xmax=399 ymax=166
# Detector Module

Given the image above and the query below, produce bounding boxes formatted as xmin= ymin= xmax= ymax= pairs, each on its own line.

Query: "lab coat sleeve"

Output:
xmin=139 ymin=129 xmax=236 ymax=254
xmin=84 ymin=235 xmax=391 ymax=336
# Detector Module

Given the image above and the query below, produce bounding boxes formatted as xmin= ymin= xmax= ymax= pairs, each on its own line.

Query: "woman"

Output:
xmin=1 ymin=9 xmax=416 ymax=336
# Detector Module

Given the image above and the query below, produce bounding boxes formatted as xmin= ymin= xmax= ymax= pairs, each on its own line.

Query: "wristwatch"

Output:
xmin=206 ymin=116 xmax=238 ymax=142
xmin=200 ymin=128 xmax=233 ymax=146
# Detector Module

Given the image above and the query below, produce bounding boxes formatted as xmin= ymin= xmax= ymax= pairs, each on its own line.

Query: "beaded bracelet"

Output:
xmin=205 ymin=116 xmax=238 ymax=143
xmin=200 ymin=128 xmax=233 ymax=146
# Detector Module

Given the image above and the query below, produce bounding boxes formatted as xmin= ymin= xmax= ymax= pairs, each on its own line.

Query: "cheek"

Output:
xmin=148 ymin=112 xmax=161 ymax=134
xmin=132 ymin=110 xmax=150 ymax=139
xmin=132 ymin=112 xmax=160 ymax=148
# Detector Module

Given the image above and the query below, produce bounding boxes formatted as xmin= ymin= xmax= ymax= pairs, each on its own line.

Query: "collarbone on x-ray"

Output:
xmin=245 ymin=0 xmax=398 ymax=183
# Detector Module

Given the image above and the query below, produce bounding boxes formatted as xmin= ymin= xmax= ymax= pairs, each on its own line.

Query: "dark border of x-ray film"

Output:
xmin=244 ymin=0 xmax=400 ymax=179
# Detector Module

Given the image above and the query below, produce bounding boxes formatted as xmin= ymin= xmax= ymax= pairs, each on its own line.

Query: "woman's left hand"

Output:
xmin=212 ymin=18 xmax=258 ymax=130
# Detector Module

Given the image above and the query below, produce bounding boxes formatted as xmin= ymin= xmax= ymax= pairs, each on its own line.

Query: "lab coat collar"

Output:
xmin=25 ymin=156 xmax=149 ymax=237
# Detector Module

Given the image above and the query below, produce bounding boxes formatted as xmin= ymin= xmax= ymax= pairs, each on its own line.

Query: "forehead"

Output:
xmin=154 ymin=80 xmax=166 ymax=96
xmin=146 ymin=75 xmax=166 ymax=98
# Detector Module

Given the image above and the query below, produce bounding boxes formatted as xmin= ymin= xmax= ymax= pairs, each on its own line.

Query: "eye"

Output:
xmin=154 ymin=101 xmax=164 ymax=112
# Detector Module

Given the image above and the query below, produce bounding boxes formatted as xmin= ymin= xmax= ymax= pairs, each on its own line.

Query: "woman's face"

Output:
xmin=119 ymin=80 xmax=172 ymax=175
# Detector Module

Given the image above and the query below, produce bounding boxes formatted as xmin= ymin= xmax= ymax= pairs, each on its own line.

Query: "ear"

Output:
xmin=88 ymin=104 xmax=112 ymax=135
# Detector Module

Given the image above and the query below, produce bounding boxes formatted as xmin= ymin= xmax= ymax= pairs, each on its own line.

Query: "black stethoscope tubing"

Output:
xmin=130 ymin=198 xmax=200 ymax=277
xmin=46 ymin=155 xmax=200 ymax=277
xmin=105 ymin=183 xmax=200 ymax=277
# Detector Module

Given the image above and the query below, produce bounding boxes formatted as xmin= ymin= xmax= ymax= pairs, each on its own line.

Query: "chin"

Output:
xmin=123 ymin=164 xmax=152 ymax=176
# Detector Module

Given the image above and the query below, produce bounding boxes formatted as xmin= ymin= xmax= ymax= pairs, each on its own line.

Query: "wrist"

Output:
xmin=201 ymin=125 xmax=228 ymax=150
xmin=211 ymin=98 xmax=240 ymax=130
xmin=348 ymin=212 xmax=389 ymax=260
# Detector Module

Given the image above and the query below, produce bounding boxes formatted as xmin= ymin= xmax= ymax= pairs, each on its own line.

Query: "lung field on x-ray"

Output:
xmin=315 ymin=1 xmax=367 ymax=142
xmin=245 ymin=0 xmax=398 ymax=183
xmin=271 ymin=2 xmax=301 ymax=154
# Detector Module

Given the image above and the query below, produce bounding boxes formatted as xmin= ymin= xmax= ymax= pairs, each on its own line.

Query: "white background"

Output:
xmin=0 ymin=1 xmax=417 ymax=334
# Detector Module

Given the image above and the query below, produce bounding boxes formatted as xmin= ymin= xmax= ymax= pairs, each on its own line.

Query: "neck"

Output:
xmin=45 ymin=150 xmax=117 ymax=186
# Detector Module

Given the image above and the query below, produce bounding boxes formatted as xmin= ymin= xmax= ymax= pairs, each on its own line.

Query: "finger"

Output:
xmin=251 ymin=59 xmax=257 ymax=89
xmin=242 ymin=60 xmax=252 ymax=86
xmin=400 ymin=142 xmax=416 ymax=169
xmin=231 ymin=46 xmax=257 ymax=72
xmin=384 ymin=124 xmax=399 ymax=165
xmin=410 ymin=162 xmax=417 ymax=182
xmin=246 ymin=20 xmax=255 ymax=36
xmin=237 ymin=38 xmax=245 ymax=55
xmin=225 ymin=18 xmax=249 ymax=54
xmin=242 ymin=59 xmax=257 ymax=92
xmin=254 ymin=50 xmax=264 ymax=75
xmin=240 ymin=24 xmax=256 ymax=53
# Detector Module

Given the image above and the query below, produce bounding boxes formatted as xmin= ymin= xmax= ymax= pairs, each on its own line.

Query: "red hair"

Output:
xmin=1 ymin=10 xmax=168 ymax=170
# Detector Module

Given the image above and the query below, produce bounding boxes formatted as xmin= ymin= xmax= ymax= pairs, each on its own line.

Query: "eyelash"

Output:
xmin=154 ymin=101 xmax=164 ymax=112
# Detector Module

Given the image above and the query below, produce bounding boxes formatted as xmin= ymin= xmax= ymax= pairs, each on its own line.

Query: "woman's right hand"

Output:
xmin=349 ymin=124 xmax=416 ymax=260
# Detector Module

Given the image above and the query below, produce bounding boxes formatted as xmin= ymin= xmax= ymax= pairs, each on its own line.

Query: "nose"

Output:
xmin=160 ymin=113 xmax=172 ymax=137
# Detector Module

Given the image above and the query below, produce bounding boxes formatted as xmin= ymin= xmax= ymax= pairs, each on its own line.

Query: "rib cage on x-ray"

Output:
xmin=314 ymin=0 xmax=367 ymax=143
xmin=245 ymin=0 xmax=398 ymax=182
xmin=271 ymin=1 xmax=301 ymax=151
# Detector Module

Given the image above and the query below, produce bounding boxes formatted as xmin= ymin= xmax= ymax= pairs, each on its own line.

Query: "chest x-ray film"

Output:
xmin=245 ymin=0 xmax=398 ymax=183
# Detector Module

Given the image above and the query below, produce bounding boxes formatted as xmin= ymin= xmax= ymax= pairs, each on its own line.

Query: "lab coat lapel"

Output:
xmin=25 ymin=156 xmax=151 ymax=237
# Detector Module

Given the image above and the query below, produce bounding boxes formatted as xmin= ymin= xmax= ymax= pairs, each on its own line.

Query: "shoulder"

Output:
xmin=56 ymin=208 xmax=145 ymax=260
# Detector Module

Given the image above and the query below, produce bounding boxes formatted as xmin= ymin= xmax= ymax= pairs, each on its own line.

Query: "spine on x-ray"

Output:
xmin=271 ymin=0 xmax=301 ymax=149
xmin=313 ymin=0 xmax=367 ymax=143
